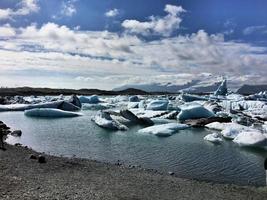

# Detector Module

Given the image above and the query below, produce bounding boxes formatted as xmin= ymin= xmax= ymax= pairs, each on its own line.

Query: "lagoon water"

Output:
xmin=2 ymin=110 xmax=267 ymax=186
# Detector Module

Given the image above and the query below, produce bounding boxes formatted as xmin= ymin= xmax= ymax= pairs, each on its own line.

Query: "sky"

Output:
xmin=0 ymin=0 xmax=266 ymax=89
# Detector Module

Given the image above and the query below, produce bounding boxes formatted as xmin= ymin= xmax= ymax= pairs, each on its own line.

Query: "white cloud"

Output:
xmin=105 ymin=8 xmax=119 ymax=17
xmin=243 ymin=25 xmax=267 ymax=35
xmin=122 ymin=4 xmax=185 ymax=37
xmin=60 ymin=0 xmax=77 ymax=17
xmin=0 ymin=0 xmax=39 ymax=20
xmin=0 ymin=24 xmax=16 ymax=37
xmin=0 ymin=20 xmax=267 ymax=88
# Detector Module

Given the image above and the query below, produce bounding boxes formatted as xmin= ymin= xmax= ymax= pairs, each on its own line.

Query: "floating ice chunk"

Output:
xmin=82 ymin=103 xmax=110 ymax=110
xmin=0 ymin=100 xmax=80 ymax=112
xmin=138 ymin=100 xmax=146 ymax=109
xmin=204 ymin=133 xmax=223 ymax=143
xmin=233 ymin=131 xmax=267 ymax=148
xmin=178 ymin=104 xmax=215 ymax=121
xmin=205 ymin=122 xmax=247 ymax=131
xmin=79 ymin=95 xmax=100 ymax=104
xmin=214 ymin=79 xmax=227 ymax=96
xmin=68 ymin=95 xmax=82 ymax=108
xmin=221 ymin=127 xmax=241 ymax=140
xmin=129 ymin=95 xmax=139 ymax=102
xmin=131 ymin=110 xmax=168 ymax=118
xmin=181 ymin=94 xmax=208 ymax=102
xmin=151 ymin=118 xmax=175 ymax=124
xmin=128 ymin=102 xmax=139 ymax=109
xmin=24 ymin=108 xmax=82 ymax=118
xmin=91 ymin=111 xmax=128 ymax=131
xmin=57 ymin=101 xmax=81 ymax=111
xmin=138 ymin=123 xmax=190 ymax=137
xmin=146 ymin=100 xmax=169 ymax=111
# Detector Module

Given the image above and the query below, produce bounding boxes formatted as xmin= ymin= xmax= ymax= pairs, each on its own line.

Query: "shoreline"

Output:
xmin=1 ymin=143 xmax=267 ymax=200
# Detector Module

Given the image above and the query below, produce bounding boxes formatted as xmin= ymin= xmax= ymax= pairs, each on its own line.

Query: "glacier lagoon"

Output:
xmin=2 ymin=109 xmax=267 ymax=186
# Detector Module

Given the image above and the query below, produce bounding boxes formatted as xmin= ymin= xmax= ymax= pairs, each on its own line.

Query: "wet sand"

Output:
xmin=0 ymin=143 xmax=267 ymax=200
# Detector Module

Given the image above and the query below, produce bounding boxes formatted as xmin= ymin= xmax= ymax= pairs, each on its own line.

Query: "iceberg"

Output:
xmin=24 ymin=108 xmax=82 ymax=118
xmin=82 ymin=103 xmax=110 ymax=110
xmin=221 ymin=127 xmax=241 ymax=140
xmin=0 ymin=100 xmax=80 ymax=112
xmin=177 ymin=104 xmax=215 ymax=121
xmin=233 ymin=131 xmax=267 ymax=148
xmin=214 ymin=79 xmax=227 ymax=96
xmin=79 ymin=95 xmax=101 ymax=104
xmin=91 ymin=111 xmax=128 ymax=131
xmin=146 ymin=100 xmax=169 ymax=111
xmin=204 ymin=133 xmax=223 ymax=143
xmin=129 ymin=95 xmax=140 ymax=102
xmin=205 ymin=122 xmax=248 ymax=131
xmin=68 ymin=95 xmax=82 ymax=108
xmin=128 ymin=102 xmax=139 ymax=109
xmin=181 ymin=94 xmax=208 ymax=102
xmin=138 ymin=123 xmax=190 ymax=137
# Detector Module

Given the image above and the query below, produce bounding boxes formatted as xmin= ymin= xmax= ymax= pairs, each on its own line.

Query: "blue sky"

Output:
xmin=0 ymin=0 xmax=266 ymax=89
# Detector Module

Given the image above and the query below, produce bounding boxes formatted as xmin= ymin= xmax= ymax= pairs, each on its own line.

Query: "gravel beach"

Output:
xmin=0 ymin=143 xmax=267 ymax=200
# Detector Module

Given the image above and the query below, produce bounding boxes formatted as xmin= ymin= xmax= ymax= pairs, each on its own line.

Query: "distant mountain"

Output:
xmin=181 ymin=82 xmax=221 ymax=94
xmin=0 ymin=87 xmax=149 ymax=96
xmin=113 ymin=80 xmax=200 ymax=93
xmin=114 ymin=80 xmax=223 ymax=94
xmin=237 ymin=84 xmax=267 ymax=95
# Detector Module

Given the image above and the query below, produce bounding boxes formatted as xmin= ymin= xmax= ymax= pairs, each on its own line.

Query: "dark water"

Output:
xmin=1 ymin=110 xmax=267 ymax=186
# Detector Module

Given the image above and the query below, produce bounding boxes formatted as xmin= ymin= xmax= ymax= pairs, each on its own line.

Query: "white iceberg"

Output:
xmin=177 ymin=104 xmax=215 ymax=121
xmin=146 ymin=100 xmax=169 ymax=111
xmin=24 ymin=108 xmax=82 ymax=118
xmin=204 ymin=133 xmax=223 ymax=143
xmin=138 ymin=123 xmax=190 ymax=137
xmin=128 ymin=102 xmax=139 ymax=109
xmin=91 ymin=111 xmax=128 ymax=131
xmin=221 ymin=127 xmax=241 ymax=140
xmin=205 ymin=122 xmax=246 ymax=131
xmin=233 ymin=131 xmax=267 ymax=148
xmin=0 ymin=100 xmax=80 ymax=112
xmin=79 ymin=95 xmax=101 ymax=104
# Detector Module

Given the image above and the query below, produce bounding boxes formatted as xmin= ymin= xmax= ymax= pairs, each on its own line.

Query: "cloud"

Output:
xmin=243 ymin=25 xmax=267 ymax=35
xmin=0 ymin=20 xmax=267 ymax=89
xmin=0 ymin=0 xmax=39 ymax=20
xmin=52 ymin=0 xmax=77 ymax=19
xmin=105 ymin=8 xmax=119 ymax=17
xmin=122 ymin=4 xmax=185 ymax=37
xmin=60 ymin=0 xmax=77 ymax=17
xmin=0 ymin=24 xmax=16 ymax=37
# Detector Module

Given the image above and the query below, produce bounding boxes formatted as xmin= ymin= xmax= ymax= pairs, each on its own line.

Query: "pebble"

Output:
xmin=38 ymin=155 xmax=46 ymax=163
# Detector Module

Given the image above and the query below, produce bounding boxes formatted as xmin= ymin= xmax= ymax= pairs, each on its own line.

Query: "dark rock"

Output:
xmin=168 ymin=171 xmax=174 ymax=175
xmin=29 ymin=154 xmax=37 ymax=159
xmin=14 ymin=143 xmax=22 ymax=146
xmin=38 ymin=155 xmax=46 ymax=163
xmin=11 ymin=130 xmax=22 ymax=137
